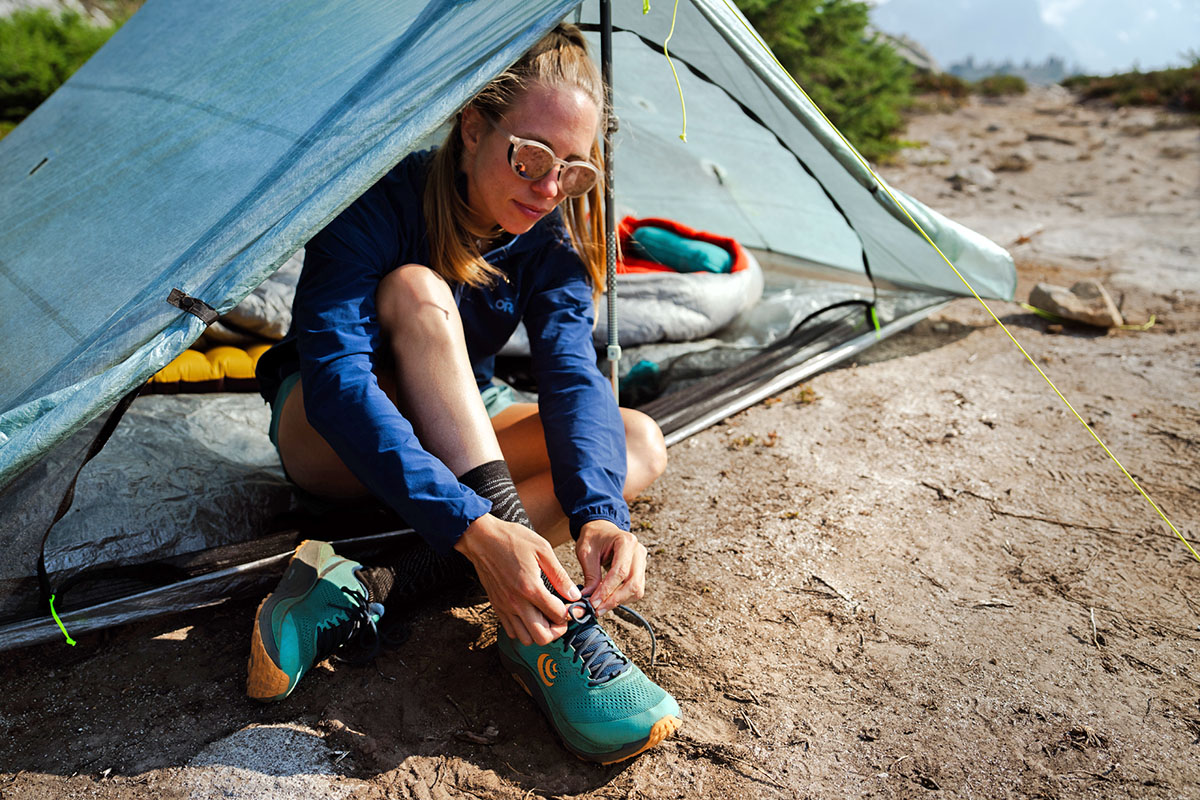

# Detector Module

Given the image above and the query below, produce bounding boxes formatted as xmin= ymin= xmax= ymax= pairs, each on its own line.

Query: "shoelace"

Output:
xmin=563 ymin=597 xmax=659 ymax=685
xmin=325 ymin=585 xmax=386 ymax=666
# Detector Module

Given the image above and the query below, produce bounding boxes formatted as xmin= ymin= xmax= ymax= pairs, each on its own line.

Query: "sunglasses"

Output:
xmin=489 ymin=118 xmax=600 ymax=198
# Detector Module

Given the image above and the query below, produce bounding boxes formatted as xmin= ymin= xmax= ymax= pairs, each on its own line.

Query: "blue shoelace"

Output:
xmin=563 ymin=597 xmax=658 ymax=685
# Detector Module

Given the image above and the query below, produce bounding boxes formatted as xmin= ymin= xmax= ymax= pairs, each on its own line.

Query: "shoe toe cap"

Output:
xmin=571 ymin=692 xmax=682 ymax=750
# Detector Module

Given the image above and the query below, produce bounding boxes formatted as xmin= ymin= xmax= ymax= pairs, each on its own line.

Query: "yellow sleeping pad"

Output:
xmin=148 ymin=344 xmax=272 ymax=393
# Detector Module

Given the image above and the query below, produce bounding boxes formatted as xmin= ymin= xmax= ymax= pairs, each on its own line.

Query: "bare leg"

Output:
xmin=376 ymin=265 xmax=504 ymax=473
xmin=491 ymin=403 xmax=668 ymax=547
xmin=277 ymin=265 xmax=667 ymax=515
xmin=276 ymin=264 xmax=504 ymax=491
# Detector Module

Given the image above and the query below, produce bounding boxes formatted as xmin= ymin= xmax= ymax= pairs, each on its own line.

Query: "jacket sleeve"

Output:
xmin=522 ymin=247 xmax=630 ymax=538
xmin=292 ymin=188 xmax=491 ymax=555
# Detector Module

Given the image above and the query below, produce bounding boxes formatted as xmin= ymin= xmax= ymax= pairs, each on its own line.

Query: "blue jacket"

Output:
xmin=257 ymin=150 xmax=629 ymax=554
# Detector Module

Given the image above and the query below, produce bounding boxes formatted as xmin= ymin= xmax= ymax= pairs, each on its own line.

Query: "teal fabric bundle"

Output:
xmin=630 ymin=226 xmax=733 ymax=274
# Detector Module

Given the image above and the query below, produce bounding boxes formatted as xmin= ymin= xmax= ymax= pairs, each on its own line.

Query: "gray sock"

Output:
xmin=458 ymin=460 xmax=563 ymax=598
xmin=457 ymin=460 xmax=532 ymax=529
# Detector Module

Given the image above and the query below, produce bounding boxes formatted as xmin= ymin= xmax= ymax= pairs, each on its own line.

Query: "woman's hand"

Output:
xmin=454 ymin=513 xmax=581 ymax=646
xmin=575 ymin=520 xmax=647 ymax=616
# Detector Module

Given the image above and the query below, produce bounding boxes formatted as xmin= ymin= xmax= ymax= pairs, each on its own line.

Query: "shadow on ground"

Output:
xmin=0 ymin=591 xmax=638 ymax=796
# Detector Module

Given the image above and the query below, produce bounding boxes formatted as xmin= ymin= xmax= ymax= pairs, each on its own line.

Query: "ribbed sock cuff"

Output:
xmin=457 ymin=459 xmax=532 ymax=529
xmin=458 ymin=460 xmax=570 ymax=600
xmin=357 ymin=566 xmax=394 ymax=605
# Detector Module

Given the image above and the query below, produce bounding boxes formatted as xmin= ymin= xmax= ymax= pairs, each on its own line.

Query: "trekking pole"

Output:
xmin=600 ymin=0 xmax=620 ymax=398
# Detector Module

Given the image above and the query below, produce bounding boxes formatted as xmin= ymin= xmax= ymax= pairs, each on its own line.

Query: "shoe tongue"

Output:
xmin=565 ymin=600 xmax=629 ymax=684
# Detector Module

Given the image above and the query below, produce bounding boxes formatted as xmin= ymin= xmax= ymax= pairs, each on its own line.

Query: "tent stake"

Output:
xmin=600 ymin=0 xmax=620 ymax=398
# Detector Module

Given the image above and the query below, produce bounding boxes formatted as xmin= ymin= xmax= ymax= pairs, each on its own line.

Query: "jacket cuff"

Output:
xmin=425 ymin=495 xmax=493 ymax=556
xmin=568 ymin=506 xmax=630 ymax=541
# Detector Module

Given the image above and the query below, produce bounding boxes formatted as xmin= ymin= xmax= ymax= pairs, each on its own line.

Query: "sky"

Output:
xmin=868 ymin=0 xmax=1199 ymax=74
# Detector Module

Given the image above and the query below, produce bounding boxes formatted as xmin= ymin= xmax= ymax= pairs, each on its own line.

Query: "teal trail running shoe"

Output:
xmin=247 ymin=540 xmax=382 ymax=702
xmin=497 ymin=597 xmax=681 ymax=764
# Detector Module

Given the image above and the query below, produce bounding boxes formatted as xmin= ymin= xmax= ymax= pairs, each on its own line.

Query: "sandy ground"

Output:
xmin=1 ymin=88 xmax=1198 ymax=800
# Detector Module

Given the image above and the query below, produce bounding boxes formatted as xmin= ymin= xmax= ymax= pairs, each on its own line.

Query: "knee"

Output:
xmin=624 ymin=409 xmax=668 ymax=487
xmin=376 ymin=264 xmax=459 ymax=339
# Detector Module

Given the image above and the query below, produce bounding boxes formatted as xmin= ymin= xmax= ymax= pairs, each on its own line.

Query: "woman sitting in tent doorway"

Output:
xmin=246 ymin=23 xmax=680 ymax=763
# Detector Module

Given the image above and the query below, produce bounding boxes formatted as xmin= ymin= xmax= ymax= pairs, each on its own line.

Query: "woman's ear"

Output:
xmin=460 ymin=106 xmax=485 ymax=157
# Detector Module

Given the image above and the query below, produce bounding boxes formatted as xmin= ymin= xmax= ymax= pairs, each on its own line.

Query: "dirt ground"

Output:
xmin=1 ymin=88 xmax=1198 ymax=800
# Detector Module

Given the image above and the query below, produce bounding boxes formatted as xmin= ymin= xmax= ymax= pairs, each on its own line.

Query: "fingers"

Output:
xmin=577 ymin=524 xmax=648 ymax=616
xmin=454 ymin=514 xmax=574 ymax=646
xmin=525 ymin=564 xmax=569 ymax=638
xmin=519 ymin=598 xmax=568 ymax=645
xmin=539 ymin=551 xmax=582 ymax=604
xmin=483 ymin=568 xmax=566 ymax=647
xmin=594 ymin=536 xmax=646 ymax=615
xmin=577 ymin=538 xmax=603 ymax=598
xmin=499 ymin=608 xmax=529 ymax=647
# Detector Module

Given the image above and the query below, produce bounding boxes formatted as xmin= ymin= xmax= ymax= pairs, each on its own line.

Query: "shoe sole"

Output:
xmin=247 ymin=540 xmax=345 ymax=703
xmin=498 ymin=647 xmax=681 ymax=764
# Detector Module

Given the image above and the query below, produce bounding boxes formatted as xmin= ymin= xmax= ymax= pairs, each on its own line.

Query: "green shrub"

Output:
xmin=973 ymin=74 xmax=1028 ymax=97
xmin=739 ymin=0 xmax=915 ymax=161
xmin=912 ymin=71 xmax=970 ymax=98
xmin=0 ymin=9 xmax=121 ymax=125
xmin=1062 ymin=62 xmax=1200 ymax=113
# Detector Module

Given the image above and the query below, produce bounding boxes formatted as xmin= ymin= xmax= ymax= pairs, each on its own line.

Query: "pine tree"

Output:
xmin=0 ymin=9 xmax=120 ymax=126
xmin=738 ymin=0 xmax=913 ymax=160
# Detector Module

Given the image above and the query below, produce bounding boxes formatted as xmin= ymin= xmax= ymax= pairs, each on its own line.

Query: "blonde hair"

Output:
xmin=423 ymin=23 xmax=607 ymax=296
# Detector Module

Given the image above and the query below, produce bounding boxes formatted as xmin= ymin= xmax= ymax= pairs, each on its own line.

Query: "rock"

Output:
xmin=992 ymin=145 xmax=1035 ymax=172
xmin=1159 ymin=145 xmax=1196 ymax=160
xmin=1026 ymin=132 xmax=1076 ymax=146
xmin=1117 ymin=110 xmax=1159 ymax=136
xmin=1029 ymin=280 xmax=1124 ymax=328
xmin=948 ymin=164 xmax=997 ymax=191
xmin=183 ymin=722 xmax=357 ymax=800
xmin=905 ymin=147 xmax=951 ymax=166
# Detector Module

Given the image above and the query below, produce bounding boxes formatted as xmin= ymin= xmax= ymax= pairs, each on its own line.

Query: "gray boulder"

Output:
xmin=948 ymin=164 xmax=997 ymax=191
xmin=992 ymin=145 xmax=1036 ymax=172
xmin=1029 ymin=280 xmax=1124 ymax=328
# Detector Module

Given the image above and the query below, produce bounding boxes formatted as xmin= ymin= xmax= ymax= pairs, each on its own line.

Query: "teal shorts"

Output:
xmin=480 ymin=381 xmax=517 ymax=418
xmin=268 ymin=373 xmax=517 ymax=451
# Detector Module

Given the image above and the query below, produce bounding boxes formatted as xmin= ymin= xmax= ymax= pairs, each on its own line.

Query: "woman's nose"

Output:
xmin=531 ymin=166 xmax=561 ymax=198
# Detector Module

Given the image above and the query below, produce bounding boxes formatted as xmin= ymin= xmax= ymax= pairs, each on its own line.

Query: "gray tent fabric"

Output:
xmin=200 ymin=250 xmax=304 ymax=348
xmin=0 ymin=0 xmax=580 ymax=489
xmin=0 ymin=0 xmax=1015 ymax=649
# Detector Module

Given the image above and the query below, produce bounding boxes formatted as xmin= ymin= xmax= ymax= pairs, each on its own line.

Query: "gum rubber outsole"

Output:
xmin=499 ymin=647 xmax=681 ymax=764
xmin=246 ymin=540 xmax=326 ymax=702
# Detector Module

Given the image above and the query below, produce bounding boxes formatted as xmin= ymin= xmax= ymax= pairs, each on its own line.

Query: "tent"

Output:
xmin=0 ymin=0 xmax=1015 ymax=650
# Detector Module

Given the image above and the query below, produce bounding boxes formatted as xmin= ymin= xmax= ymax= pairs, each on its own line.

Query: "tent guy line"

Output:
xmin=715 ymin=0 xmax=1197 ymax=564
xmin=49 ymin=595 xmax=75 ymax=645
xmin=659 ymin=0 xmax=688 ymax=142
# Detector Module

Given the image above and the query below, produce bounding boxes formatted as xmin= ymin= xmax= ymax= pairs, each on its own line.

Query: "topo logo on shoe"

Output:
xmin=537 ymin=654 xmax=559 ymax=686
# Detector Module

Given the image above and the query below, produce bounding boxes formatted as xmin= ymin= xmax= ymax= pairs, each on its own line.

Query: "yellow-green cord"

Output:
xmin=717 ymin=0 xmax=1197 ymax=563
xmin=50 ymin=594 xmax=77 ymax=646
xmin=663 ymin=0 xmax=687 ymax=142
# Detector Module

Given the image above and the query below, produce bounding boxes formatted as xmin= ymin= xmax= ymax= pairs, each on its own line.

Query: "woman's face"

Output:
xmin=461 ymin=81 xmax=600 ymax=235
